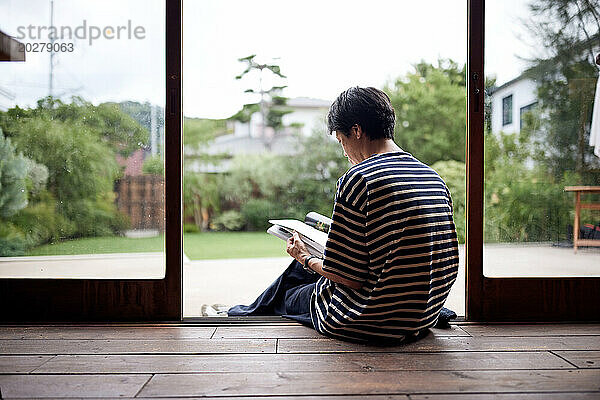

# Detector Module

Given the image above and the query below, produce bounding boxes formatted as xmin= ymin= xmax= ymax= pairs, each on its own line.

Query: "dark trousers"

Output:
xmin=228 ymin=259 xmax=320 ymax=326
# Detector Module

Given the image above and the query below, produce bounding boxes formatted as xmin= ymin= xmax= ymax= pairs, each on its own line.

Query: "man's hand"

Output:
xmin=286 ymin=231 xmax=311 ymax=264
xmin=287 ymin=231 xmax=363 ymax=290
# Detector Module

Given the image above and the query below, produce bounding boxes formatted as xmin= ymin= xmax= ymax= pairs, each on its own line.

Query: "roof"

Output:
xmin=185 ymin=133 xmax=300 ymax=173
xmin=488 ymin=35 xmax=600 ymax=96
xmin=286 ymin=97 xmax=331 ymax=108
xmin=207 ymin=134 xmax=294 ymax=155
xmin=488 ymin=74 xmax=530 ymax=95
xmin=186 ymin=132 xmax=299 ymax=157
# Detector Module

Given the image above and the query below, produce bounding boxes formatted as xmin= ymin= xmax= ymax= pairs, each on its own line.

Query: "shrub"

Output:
xmin=0 ymin=130 xmax=29 ymax=218
xmin=212 ymin=210 xmax=244 ymax=231
xmin=59 ymin=195 xmax=129 ymax=237
xmin=484 ymin=178 xmax=572 ymax=242
xmin=0 ymin=222 xmax=28 ymax=256
xmin=24 ymin=158 xmax=49 ymax=197
xmin=483 ymin=129 xmax=576 ymax=243
xmin=240 ymin=199 xmax=288 ymax=231
xmin=431 ymin=160 xmax=466 ymax=243
xmin=2 ymin=101 xmax=133 ymax=240
xmin=10 ymin=191 xmax=76 ymax=246
xmin=184 ymin=223 xmax=199 ymax=233
xmin=142 ymin=155 xmax=164 ymax=175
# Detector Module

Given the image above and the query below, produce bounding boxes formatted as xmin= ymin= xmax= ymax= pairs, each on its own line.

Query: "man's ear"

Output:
xmin=353 ymin=124 xmax=362 ymax=140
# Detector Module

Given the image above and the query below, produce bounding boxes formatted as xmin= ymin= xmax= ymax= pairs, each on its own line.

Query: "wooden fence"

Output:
xmin=114 ymin=175 xmax=165 ymax=231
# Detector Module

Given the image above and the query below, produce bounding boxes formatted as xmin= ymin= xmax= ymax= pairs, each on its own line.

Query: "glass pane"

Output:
xmin=183 ymin=0 xmax=467 ymax=316
xmin=484 ymin=0 xmax=600 ymax=277
xmin=0 ymin=0 xmax=166 ymax=278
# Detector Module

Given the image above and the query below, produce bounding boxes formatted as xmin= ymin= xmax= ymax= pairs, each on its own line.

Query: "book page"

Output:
xmin=269 ymin=219 xmax=328 ymax=247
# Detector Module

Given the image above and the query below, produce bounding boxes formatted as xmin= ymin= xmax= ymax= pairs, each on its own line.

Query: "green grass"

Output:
xmin=26 ymin=232 xmax=287 ymax=260
xmin=184 ymin=232 xmax=286 ymax=260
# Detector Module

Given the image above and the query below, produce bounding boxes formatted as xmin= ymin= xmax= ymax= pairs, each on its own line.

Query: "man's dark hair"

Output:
xmin=327 ymin=86 xmax=396 ymax=140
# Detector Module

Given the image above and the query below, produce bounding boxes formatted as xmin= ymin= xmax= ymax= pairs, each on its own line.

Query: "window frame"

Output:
xmin=465 ymin=0 xmax=600 ymax=321
xmin=519 ymin=101 xmax=537 ymax=130
xmin=0 ymin=0 xmax=182 ymax=322
xmin=502 ymin=94 xmax=513 ymax=126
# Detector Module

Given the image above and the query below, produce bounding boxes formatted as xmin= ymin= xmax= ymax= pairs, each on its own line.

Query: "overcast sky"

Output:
xmin=1 ymin=0 xmax=534 ymax=118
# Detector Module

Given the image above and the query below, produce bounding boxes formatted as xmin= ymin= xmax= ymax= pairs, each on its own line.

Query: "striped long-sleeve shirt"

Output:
xmin=310 ymin=151 xmax=459 ymax=342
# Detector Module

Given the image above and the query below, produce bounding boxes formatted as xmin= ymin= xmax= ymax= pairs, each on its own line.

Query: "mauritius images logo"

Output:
xmin=15 ymin=20 xmax=146 ymax=46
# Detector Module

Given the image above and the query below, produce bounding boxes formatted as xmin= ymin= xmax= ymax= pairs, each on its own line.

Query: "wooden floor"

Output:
xmin=0 ymin=322 xmax=599 ymax=399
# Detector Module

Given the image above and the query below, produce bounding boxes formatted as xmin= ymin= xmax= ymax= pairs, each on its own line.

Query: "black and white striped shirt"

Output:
xmin=310 ymin=151 xmax=459 ymax=342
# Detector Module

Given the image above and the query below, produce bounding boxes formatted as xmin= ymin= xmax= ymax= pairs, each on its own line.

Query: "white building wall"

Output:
xmin=282 ymin=107 xmax=328 ymax=136
xmin=490 ymin=78 xmax=538 ymax=134
xmin=232 ymin=98 xmax=330 ymax=138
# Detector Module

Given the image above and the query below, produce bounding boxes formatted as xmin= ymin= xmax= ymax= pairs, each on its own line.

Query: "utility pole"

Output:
xmin=48 ymin=0 xmax=55 ymax=98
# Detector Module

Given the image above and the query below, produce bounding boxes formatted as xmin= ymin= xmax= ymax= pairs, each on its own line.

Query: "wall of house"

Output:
xmin=232 ymin=100 xmax=330 ymax=138
xmin=490 ymin=78 xmax=538 ymax=134
xmin=282 ymin=107 xmax=328 ymax=136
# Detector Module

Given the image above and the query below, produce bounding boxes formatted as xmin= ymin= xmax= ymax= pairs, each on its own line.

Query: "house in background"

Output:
xmin=187 ymin=96 xmax=331 ymax=173
xmin=488 ymin=74 xmax=538 ymax=135
xmin=230 ymin=96 xmax=331 ymax=139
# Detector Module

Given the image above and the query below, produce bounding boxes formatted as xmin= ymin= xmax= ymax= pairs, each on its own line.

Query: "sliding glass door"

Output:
xmin=0 ymin=0 xmax=181 ymax=321
xmin=466 ymin=0 xmax=600 ymax=321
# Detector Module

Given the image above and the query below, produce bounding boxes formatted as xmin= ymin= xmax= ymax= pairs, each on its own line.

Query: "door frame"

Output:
xmin=465 ymin=0 xmax=600 ymax=321
xmin=0 ymin=0 xmax=182 ymax=322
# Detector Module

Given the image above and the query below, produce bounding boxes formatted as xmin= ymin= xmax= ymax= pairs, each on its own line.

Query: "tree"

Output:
xmin=524 ymin=0 xmax=600 ymax=180
xmin=384 ymin=59 xmax=467 ymax=165
xmin=0 ymin=96 xmax=149 ymax=157
xmin=217 ymin=130 xmax=349 ymax=231
xmin=183 ymin=117 xmax=231 ymax=231
xmin=482 ymin=122 xmax=573 ymax=242
xmin=0 ymin=98 xmax=131 ymax=238
xmin=431 ymin=160 xmax=466 ymax=243
xmin=0 ymin=128 xmax=55 ymax=256
xmin=233 ymin=55 xmax=292 ymax=147
xmin=279 ymin=131 xmax=349 ymax=219
xmin=0 ymin=129 xmax=28 ymax=218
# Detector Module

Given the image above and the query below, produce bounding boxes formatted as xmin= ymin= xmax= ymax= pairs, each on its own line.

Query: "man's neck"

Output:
xmin=361 ymin=139 xmax=403 ymax=161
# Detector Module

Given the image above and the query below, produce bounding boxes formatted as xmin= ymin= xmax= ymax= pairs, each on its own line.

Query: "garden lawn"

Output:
xmin=26 ymin=232 xmax=287 ymax=260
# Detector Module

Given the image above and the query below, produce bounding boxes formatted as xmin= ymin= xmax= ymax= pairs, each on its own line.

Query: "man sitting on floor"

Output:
xmin=229 ymin=86 xmax=459 ymax=343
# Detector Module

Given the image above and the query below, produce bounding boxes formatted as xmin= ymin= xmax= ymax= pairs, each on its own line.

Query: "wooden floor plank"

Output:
xmin=31 ymin=351 xmax=572 ymax=374
xmin=429 ymin=326 xmax=471 ymax=336
xmin=0 ymin=355 xmax=54 ymax=373
xmin=0 ymin=323 xmax=597 ymax=399
xmin=277 ymin=335 xmax=600 ymax=353
xmin=214 ymin=325 xmax=322 ymax=339
xmin=138 ymin=370 xmax=600 ymax=397
xmin=76 ymin=397 xmax=409 ymax=400
xmin=213 ymin=325 xmax=469 ymax=339
xmin=0 ymin=374 xmax=151 ymax=398
xmin=554 ymin=350 xmax=600 ymax=369
xmin=18 ymin=396 xmax=600 ymax=400
xmin=0 ymin=339 xmax=276 ymax=355
xmin=461 ymin=324 xmax=600 ymax=337
xmin=410 ymin=394 xmax=600 ymax=399
xmin=0 ymin=326 xmax=216 ymax=340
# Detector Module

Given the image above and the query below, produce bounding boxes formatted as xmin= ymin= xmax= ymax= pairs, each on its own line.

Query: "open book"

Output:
xmin=267 ymin=212 xmax=332 ymax=257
